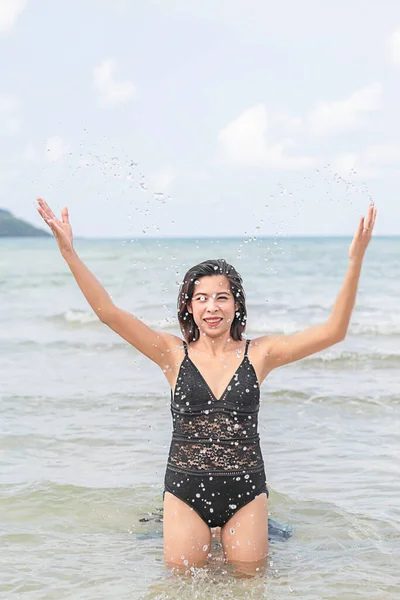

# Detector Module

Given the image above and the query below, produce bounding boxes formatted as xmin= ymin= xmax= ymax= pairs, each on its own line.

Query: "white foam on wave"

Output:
xmin=65 ymin=309 xmax=99 ymax=324
xmin=51 ymin=309 xmax=178 ymax=331
xmin=302 ymin=349 xmax=400 ymax=366
xmin=51 ymin=309 xmax=100 ymax=325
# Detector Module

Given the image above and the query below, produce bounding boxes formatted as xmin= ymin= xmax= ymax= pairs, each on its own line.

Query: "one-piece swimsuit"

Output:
xmin=164 ymin=339 xmax=268 ymax=528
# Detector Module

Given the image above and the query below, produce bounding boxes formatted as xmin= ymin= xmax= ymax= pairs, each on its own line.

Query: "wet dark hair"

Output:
xmin=177 ymin=259 xmax=247 ymax=343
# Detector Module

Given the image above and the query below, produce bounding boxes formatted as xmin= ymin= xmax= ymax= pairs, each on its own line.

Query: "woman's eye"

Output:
xmin=196 ymin=295 xmax=228 ymax=301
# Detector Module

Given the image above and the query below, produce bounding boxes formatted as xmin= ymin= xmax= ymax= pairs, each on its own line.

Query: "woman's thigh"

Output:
xmin=163 ymin=491 xmax=211 ymax=569
xmin=221 ymin=493 xmax=269 ymax=566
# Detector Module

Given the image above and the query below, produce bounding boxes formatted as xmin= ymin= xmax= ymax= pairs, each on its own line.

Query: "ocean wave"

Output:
xmin=5 ymin=342 xmax=400 ymax=367
xmin=3 ymin=276 xmax=71 ymax=290
xmin=300 ymin=350 xmax=400 ymax=369
xmin=2 ymin=339 xmax=131 ymax=351
xmin=0 ymin=481 xmax=161 ymax=532
xmin=262 ymin=389 xmax=400 ymax=407
xmin=3 ymin=335 xmax=400 ymax=369
xmin=46 ymin=309 xmax=178 ymax=331
xmin=2 ymin=481 xmax=395 ymax=543
xmin=350 ymin=323 xmax=400 ymax=336
xmin=250 ymin=321 xmax=400 ymax=337
xmin=16 ymin=297 xmax=393 ymax=338
xmin=43 ymin=309 xmax=400 ymax=339
xmin=0 ymin=391 xmax=164 ymax=408
xmin=48 ymin=309 xmax=102 ymax=326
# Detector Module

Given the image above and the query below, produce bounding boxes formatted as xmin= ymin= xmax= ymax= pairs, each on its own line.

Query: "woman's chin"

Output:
xmin=199 ymin=325 xmax=230 ymax=338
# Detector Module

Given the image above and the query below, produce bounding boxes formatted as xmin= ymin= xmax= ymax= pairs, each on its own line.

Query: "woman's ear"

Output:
xmin=187 ymin=302 xmax=193 ymax=314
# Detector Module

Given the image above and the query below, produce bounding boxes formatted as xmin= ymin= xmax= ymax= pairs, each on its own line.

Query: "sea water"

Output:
xmin=1 ymin=236 xmax=399 ymax=599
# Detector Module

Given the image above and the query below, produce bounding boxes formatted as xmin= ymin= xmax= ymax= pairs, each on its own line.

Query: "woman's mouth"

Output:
xmin=203 ymin=318 xmax=223 ymax=328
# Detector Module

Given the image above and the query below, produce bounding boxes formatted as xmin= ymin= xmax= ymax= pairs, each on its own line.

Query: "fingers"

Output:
xmin=371 ymin=205 xmax=377 ymax=230
xmin=37 ymin=206 xmax=57 ymax=231
xmin=356 ymin=216 xmax=364 ymax=237
xmin=61 ymin=207 xmax=69 ymax=224
xmin=362 ymin=202 xmax=377 ymax=235
xmin=37 ymin=205 xmax=51 ymax=225
xmin=363 ymin=203 xmax=374 ymax=230
xmin=37 ymin=197 xmax=57 ymax=221
xmin=36 ymin=198 xmax=70 ymax=230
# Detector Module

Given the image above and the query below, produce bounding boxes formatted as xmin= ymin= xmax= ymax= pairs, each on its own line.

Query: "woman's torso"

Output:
xmin=166 ymin=339 xmax=265 ymax=475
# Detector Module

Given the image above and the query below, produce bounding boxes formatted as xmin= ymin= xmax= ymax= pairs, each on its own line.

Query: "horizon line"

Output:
xmin=73 ymin=234 xmax=399 ymax=240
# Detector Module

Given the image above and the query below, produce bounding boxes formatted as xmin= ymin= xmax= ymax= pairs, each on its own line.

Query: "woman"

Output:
xmin=36 ymin=198 xmax=376 ymax=572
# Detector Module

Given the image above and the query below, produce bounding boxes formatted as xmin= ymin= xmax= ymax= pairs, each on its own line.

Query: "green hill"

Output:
xmin=0 ymin=208 xmax=50 ymax=237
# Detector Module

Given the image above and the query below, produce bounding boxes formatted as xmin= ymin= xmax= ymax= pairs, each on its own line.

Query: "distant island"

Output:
xmin=0 ymin=208 xmax=50 ymax=237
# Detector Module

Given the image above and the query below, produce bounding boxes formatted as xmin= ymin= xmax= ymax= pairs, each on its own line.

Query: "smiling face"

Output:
xmin=187 ymin=275 xmax=238 ymax=339
xmin=178 ymin=259 xmax=247 ymax=343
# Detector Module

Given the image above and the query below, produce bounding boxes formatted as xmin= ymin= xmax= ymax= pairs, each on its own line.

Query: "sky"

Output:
xmin=1 ymin=0 xmax=400 ymax=238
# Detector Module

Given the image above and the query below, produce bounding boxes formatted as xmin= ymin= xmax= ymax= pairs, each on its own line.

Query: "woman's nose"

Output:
xmin=206 ymin=298 xmax=219 ymax=310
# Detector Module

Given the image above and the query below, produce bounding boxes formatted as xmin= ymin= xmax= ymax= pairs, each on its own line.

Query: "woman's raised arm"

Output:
xmin=253 ymin=202 xmax=377 ymax=372
xmin=36 ymin=198 xmax=180 ymax=367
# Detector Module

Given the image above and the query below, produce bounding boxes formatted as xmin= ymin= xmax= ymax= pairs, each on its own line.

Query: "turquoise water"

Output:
xmin=1 ymin=236 xmax=399 ymax=599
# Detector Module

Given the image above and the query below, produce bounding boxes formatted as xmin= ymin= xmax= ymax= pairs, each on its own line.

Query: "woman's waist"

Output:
xmin=171 ymin=407 xmax=260 ymax=439
xmin=167 ymin=436 xmax=264 ymax=472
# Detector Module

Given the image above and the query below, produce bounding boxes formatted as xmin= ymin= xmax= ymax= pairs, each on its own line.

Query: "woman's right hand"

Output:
xmin=36 ymin=197 xmax=74 ymax=255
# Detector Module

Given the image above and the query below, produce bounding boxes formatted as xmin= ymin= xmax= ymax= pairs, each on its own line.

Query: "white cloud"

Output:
xmin=273 ymin=112 xmax=304 ymax=136
xmin=0 ymin=93 xmax=21 ymax=134
xmin=217 ymin=104 xmax=315 ymax=170
xmin=387 ymin=28 xmax=400 ymax=66
xmin=218 ymin=105 xmax=269 ymax=166
xmin=150 ymin=167 xmax=175 ymax=192
xmin=330 ymin=151 xmax=380 ymax=179
xmin=306 ymin=83 xmax=382 ymax=136
xmin=93 ymin=59 xmax=136 ymax=107
xmin=331 ymin=143 xmax=400 ymax=180
xmin=0 ymin=0 xmax=27 ymax=33
xmin=217 ymin=83 xmax=383 ymax=171
xmin=45 ymin=136 xmax=69 ymax=162
xmin=365 ymin=144 xmax=400 ymax=164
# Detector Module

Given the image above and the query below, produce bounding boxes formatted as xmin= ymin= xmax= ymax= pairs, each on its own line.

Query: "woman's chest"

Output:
xmin=173 ymin=359 xmax=259 ymax=408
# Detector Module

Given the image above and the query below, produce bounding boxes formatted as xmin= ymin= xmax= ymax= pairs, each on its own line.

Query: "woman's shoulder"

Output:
xmin=161 ymin=333 xmax=186 ymax=353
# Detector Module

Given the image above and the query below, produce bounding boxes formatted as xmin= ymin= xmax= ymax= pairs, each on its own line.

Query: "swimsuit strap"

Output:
xmin=182 ymin=341 xmax=188 ymax=356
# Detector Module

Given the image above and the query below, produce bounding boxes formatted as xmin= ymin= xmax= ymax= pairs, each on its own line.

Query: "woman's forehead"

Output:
xmin=193 ymin=275 xmax=231 ymax=292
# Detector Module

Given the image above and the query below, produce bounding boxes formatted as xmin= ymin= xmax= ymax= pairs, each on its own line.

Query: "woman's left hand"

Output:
xmin=349 ymin=202 xmax=377 ymax=262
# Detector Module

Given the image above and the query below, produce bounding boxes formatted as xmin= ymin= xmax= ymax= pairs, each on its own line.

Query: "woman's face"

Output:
xmin=187 ymin=275 xmax=238 ymax=338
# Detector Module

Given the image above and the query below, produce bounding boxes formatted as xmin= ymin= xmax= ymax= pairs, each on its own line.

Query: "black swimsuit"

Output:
xmin=164 ymin=339 xmax=269 ymax=528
